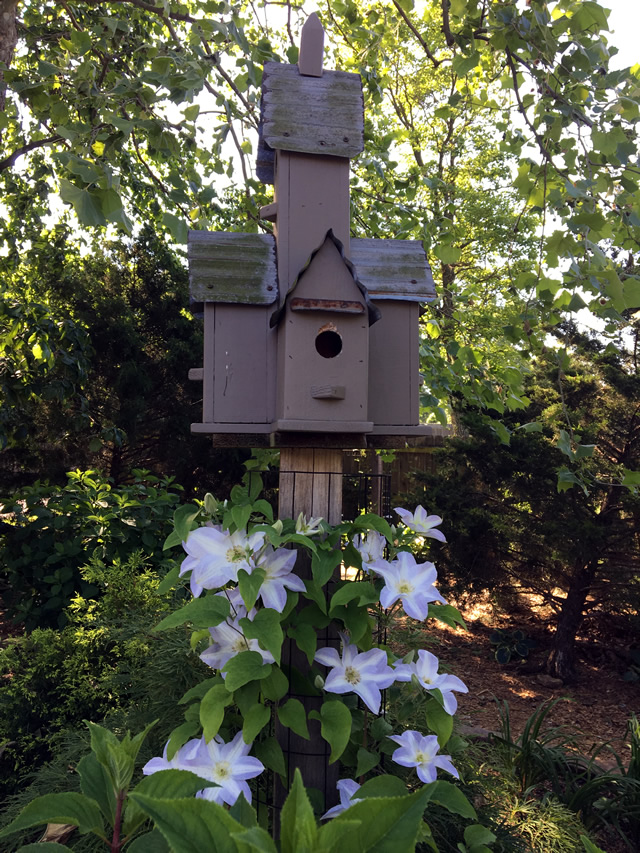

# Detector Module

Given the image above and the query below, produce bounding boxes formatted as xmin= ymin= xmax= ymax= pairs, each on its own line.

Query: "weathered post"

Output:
xmin=187 ymin=11 xmax=440 ymax=814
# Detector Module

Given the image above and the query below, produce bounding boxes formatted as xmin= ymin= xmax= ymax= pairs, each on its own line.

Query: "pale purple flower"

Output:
xmin=253 ymin=545 xmax=305 ymax=611
xmin=200 ymin=609 xmax=275 ymax=674
xmin=389 ymin=730 xmax=459 ymax=783
xmin=352 ymin=530 xmax=386 ymax=569
xmin=179 ymin=527 xmax=265 ymax=597
xmin=315 ymin=636 xmax=396 ymax=714
xmin=145 ymin=732 xmax=264 ymax=807
xmin=392 ymin=650 xmax=468 ymax=714
xmin=369 ymin=551 xmax=447 ymax=621
xmin=394 ymin=506 xmax=446 ymax=542
xmin=321 ymin=779 xmax=362 ymax=819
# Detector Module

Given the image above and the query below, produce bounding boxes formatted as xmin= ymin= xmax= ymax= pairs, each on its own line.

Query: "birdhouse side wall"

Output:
xmin=202 ymin=304 xmax=276 ymax=425
xmin=368 ymin=301 xmax=420 ymax=426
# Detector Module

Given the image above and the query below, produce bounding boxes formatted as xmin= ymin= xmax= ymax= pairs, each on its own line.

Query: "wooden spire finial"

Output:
xmin=298 ymin=12 xmax=324 ymax=77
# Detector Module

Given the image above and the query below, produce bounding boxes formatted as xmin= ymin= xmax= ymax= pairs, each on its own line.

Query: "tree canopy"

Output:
xmin=1 ymin=0 xmax=639 ymax=482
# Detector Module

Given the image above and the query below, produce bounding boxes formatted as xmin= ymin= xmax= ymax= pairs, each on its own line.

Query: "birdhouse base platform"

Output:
xmin=190 ymin=424 xmax=449 ymax=449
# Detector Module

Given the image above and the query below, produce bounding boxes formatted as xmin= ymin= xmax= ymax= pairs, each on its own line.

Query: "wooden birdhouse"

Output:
xmin=188 ymin=13 xmax=437 ymax=445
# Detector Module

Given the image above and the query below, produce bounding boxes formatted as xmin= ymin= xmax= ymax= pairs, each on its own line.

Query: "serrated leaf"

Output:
xmin=280 ymin=769 xmax=317 ymax=853
xmin=77 ymin=751 xmax=115 ymax=824
xmin=125 ymin=828 xmax=169 ymax=852
xmin=0 ymin=794 xmax=103 ymax=839
xmin=125 ymin=769 xmax=216 ymax=836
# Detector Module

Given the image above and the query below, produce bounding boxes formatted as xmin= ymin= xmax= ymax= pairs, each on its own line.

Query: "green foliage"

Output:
xmin=0 ymin=468 xmax=183 ymax=627
xmin=489 ymin=630 xmax=535 ymax=665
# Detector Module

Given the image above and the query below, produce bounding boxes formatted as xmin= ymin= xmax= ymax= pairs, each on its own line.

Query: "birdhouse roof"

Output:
xmin=350 ymin=238 xmax=436 ymax=302
xmin=188 ymin=231 xmax=278 ymax=305
xmin=270 ymin=229 xmax=381 ymax=328
xmin=256 ymin=61 xmax=364 ymax=184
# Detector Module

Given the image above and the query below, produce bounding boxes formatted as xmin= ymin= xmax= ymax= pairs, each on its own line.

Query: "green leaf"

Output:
xmin=173 ymin=505 xmax=201 ymax=544
xmin=319 ymin=700 xmax=351 ymax=763
xmin=178 ymin=677 xmax=222 ymax=706
xmin=125 ymin=828 xmax=170 ymax=853
xmin=128 ymin=794 xmax=244 ymax=853
xmin=452 ymin=50 xmax=480 ymax=77
xmin=125 ymin=769 xmax=217 ymax=836
xmin=352 ymin=513 xmax=394 ymax=543
xmin=622 ymin=469 xmax=640 ymax=486
xmin=229 ymin=792 xmax=258 ymax=828
xmin=162 ymin=212 xmax=188 ymax=244
xmin=426 ymin=697 xmax=453 ymax=747
xmin=59 ymin=180 xmax=106 ymax=228
xmin=357 ymin=775 xmax=408 ymax=799
xmin=231 ymin=826 xmax=278 ymax=852
xmin=429 ymin=780 xmax=477 ymax=819
xmin=0 ymin=793 xmax=104 ymax=839
xmin=253 ymin=737 xmax=286 ymax=778
xmin=329 ymin=581 xmax=378 ymax=612
xmin=86 ymin=720 xmax=156 ymax=793
xmin=77 ymin=751 xmax=115 ymax=824
xmin=288 ymin=623 xmax=317 ymax=665
xmin=277 ymin=698 xmax=310 ymax=740
xmin=222 ymin=651 xmax=272 ymax=692
xmin=463 ymin=823 xmax=497 ymax=850
xmin=238 ymin=567 xmax=265 ymax=611
xmin=331 ymin=785 xmax=435 ymax=852
xmin=312 ymin=548 xmax=343 ymax=586
xmin=355 ymin=747 xmax=380 ymax=777
xmin=557 ymin=429 xmax=574 ymax=459
xmin=280 ymin=769 xmax=318 ymax=853
xmin=260 ymin=666 xmax=289 ymax=702
xmin=154 ymin=595 xmax=230 ymax=631
xmin=242 ymin=702 xmax=271 ymax=743
xmin=157 ymin=564 xmax=180 ymax=593
xmin=200 ymin=684 xmax=233 ymax=742
xmin=239 ymin=607 xmax=283 ymax=665
xmin=427 ymin=603 xmax=466 ymax=629
xmin=166 ymin=721 xmax=199 ymax=761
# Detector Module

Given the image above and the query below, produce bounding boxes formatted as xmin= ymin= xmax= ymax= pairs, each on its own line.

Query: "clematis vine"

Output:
xmin=369 ymin=550 xmax=447 ymax=621
xmin=389 ymin=729 xmax=459 ymax=784
xmin=180 ymin=526 xmax=265 ymax=597
xmin=253 ymin=545 xmax=306 ymax=611
xmin=321 ymin=779 xmax=362 ymax=819
xmin=200 ymin=607 xmax=275 ymax=673
xmin=393 ymin=649 xmax=468 ymax=714
xmin=143 ymin=731 xmax=264 ymax=807
xmin=394 ymin=505 xmax=446 ymax=542
xmin=315 ymin=635 xmax=396 ymax=714
xmin=352 ymin=530 xmax=386 ymax=570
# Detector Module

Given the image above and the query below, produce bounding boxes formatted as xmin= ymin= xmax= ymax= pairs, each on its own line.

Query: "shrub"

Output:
xmin=0 ymin=468 xmax=183 ymax=628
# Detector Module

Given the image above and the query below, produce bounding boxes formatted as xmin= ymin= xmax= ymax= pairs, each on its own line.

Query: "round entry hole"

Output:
xmin=315 ymin=329 xmax=342 ymax=359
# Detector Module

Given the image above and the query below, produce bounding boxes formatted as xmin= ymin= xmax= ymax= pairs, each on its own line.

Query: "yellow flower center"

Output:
xmin=415 ymin=752 xmax=426 ymax=763
xmin=232 ymin=636 xmax=250 ymax=653
xmin=397 ymin=581 xmax=413 ymax=594
xmin=345 ymin=666 xmax=361 ymax=685
xmin=215 ymin=761 xmax=231 ymax=780
xmin=226 ymin=545 xmax=247 ymax=563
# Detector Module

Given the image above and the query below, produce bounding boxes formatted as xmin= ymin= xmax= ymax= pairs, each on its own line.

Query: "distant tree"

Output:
xmin=408 ymin=321 xmax=640 ymax=680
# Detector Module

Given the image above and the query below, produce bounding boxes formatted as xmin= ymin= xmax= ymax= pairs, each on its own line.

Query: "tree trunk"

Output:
xmin=0 ymin=1 xmax=18 ymax=113
xmin=546 ymin=561 xmax=597 ymax=681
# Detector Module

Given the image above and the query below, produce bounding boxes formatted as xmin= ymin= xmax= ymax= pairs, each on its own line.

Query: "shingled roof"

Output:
xmin=256 ymin=61 xmax=364 ymax=184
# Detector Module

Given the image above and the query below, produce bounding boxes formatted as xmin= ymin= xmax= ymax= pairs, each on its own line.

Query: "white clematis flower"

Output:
xmin=352 ymin=530 xmax=386 ymax=569
xmin=200 ymin=608 xmax=275 ymax=674
xmin=253 ymin=545 xmax=305 ymax=611
xmin=389 ymin=729 xmax=459 ymax=784
xmin=179 ymin=527 xmax=265 ymax=597
xmin=321 ymin=779 xmax=362 ymax=819
xmin=392 ymin=649 xmax=468 ymax=714
xmin=394 ymin=506 xmax=446 ymax=542
xmin=315 ymin=635 xmax=396 ymax=714
xmin=144 ymin=732 xmax=264 ymax=807
xmin=369 ymin=551 xmax=447 ymax=621
xmin=295 ymin=512 xmax=323 ymax=536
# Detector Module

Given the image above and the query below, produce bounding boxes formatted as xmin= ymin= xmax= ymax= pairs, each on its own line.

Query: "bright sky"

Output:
xmin=605 ymin=0 xmax=640 ymax=68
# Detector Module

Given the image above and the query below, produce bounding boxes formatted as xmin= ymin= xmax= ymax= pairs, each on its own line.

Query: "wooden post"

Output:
xmin=276 ymin=448 xmax=342 ymax=811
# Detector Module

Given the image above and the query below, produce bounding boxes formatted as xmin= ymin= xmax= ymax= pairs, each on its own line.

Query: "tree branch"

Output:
xmin=0 ymin=135 xmax=64 ymax=172
xmin=392 ymin=0 xmax=441 ymax=67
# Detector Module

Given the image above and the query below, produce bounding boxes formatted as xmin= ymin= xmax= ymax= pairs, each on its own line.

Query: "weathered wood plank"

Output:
xmin=298 ymin=12 xmax=324 ymax=77
xmin=350 ymin=238 xmax=436 ymax=301
xmin=188 ymin=231 xmax=278 ymax=304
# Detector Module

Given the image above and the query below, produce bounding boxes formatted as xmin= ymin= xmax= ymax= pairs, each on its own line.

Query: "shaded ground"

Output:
xmin=395 ymin=592 xmax=640 ymax=767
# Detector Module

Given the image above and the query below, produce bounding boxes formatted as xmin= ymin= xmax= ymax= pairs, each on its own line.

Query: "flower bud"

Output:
xmin=314 ymin=675 xmax=325 ymax=689
xmin=272 ymin=519 xmax=283 ymax=535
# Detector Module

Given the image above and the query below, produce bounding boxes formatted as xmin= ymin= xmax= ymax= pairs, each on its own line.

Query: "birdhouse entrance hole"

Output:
xmin=315 ymin=327 xmax=342 ymax=358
